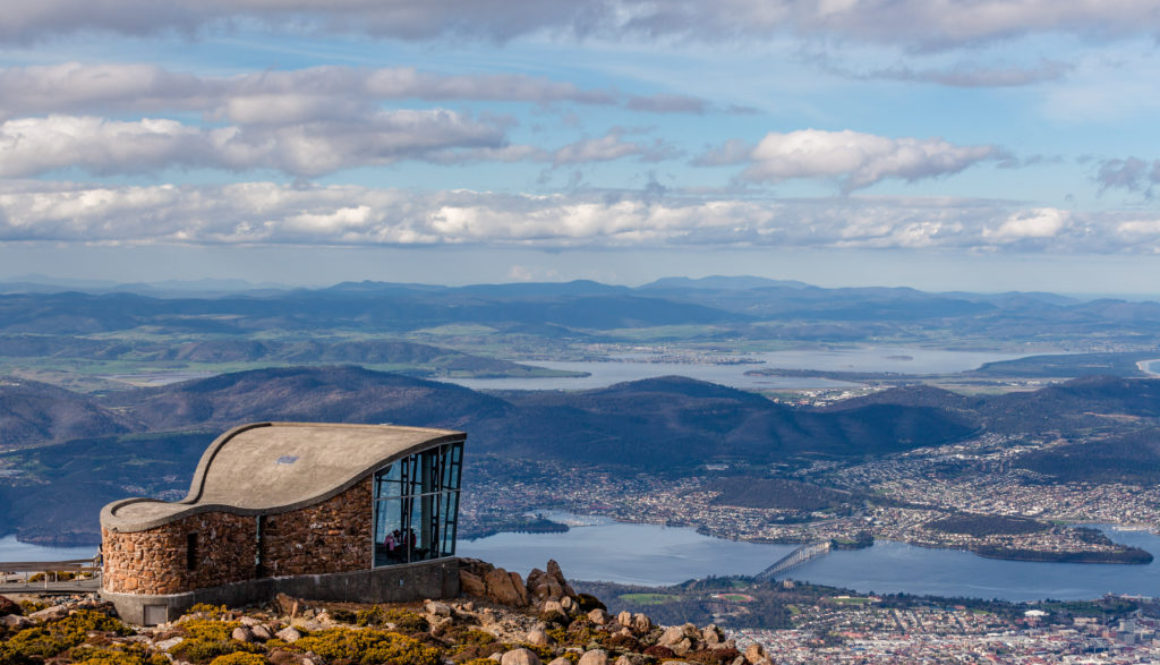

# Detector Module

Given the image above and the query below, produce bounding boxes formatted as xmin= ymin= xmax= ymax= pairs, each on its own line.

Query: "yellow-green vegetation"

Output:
xmin=618 ymin=593 xmax=679 ymax=605
xmin=186 ymin=603 xmax=232 ymax=618
xmin=207 ymin=653 xmax=270 ymax=665
xmin=291 ymin=628 xmax=443 ymax=665
xmin=169 ymin=619 xmax=262 ymax=664
xmin=355 ymin=606 xmax=429 ymax=632
xmin=0 ymin=610 xmax=132 ymax=662
xmin=71 ymin=643 xmax=168 ymax=665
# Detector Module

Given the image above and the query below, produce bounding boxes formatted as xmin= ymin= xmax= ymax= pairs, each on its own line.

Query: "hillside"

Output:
xmin=0 ymin=378 xmax=131 ymax=451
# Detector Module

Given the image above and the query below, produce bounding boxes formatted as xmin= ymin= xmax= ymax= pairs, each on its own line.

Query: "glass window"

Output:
xmin=372 ymin=441 xmax=462 ymax=567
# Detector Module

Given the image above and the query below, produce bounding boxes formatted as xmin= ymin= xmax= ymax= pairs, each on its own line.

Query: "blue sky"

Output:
xmin=2 ymin=2 xmax=1160 ymax=293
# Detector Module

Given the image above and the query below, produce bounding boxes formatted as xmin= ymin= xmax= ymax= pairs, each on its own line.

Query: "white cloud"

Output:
xmin=983 ymin=208 xmax=1070 ymax=242
xmin=5 ymin=0 xmax=1160 ymax=48
xmin=727 ymin=129 xmax=997 ymax=191
xmin=0 ymin=180 xmax=1152 ymax=253
xmin=552 ymin=132 xmax=679 ymax=166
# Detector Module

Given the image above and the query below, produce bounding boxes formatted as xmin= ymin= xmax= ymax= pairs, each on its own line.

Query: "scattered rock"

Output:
xmin=239 ymin=616 xmax=261 ymax=627
xmin=425 ymin=600 xmax=452 ymax=617
xmin=671 ymin=638 xmax=693 ymax=657
xmin=0 ymin=595 xmax=21 ymax=617
xmin=631 ymin=614 xmax=651 ymax=635
xmin=702 ymin=624 xmax=723 ymax=645
xmin=548 ymin=658 xmax=572 ymax=665
xmin=587 ymin=608 xmax=611 ymax=625
xmin=526 ymin=628 xmax=551 ymax=647
xmin=232 ymin=626 xmax=255 ymax=642
xmin=251 ymin=624 xmax=274 ymax=641
xmin=501 ymin=647 xmax=542 ymax=665
xmin=275 ymin=626 xmax=302 ymax=643
xmin=274 ymin=593 xmax=300 ymax=617
xmin=155 ymin=636 xmax=185 ymax=651
xmin=578 ymin=649 xmax=609 ymax=665
xmin=1 ymin=614 xmax=33 ymax=630
xmin=28 ymin=605 xmax=69 ymax=622
xmin=744 ymin=643 xmax=766 ymax=665
xmin=616 ymin=611 xmax=633 ymax=627
xmin=615 ymin=656 xmax=633 ymax=665
xmin=560 ymin=596 xmax=577 ymax=613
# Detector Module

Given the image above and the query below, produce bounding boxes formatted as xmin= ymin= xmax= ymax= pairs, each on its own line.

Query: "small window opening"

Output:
xmin=186 ymin=533 xmax=199 ymax=571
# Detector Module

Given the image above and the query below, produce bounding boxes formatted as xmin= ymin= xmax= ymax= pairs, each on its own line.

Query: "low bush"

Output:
xmin=355 ymin=606 xmax=429 ymax=632
xmin=292 ymin=627 xmax=443 ymax=665
xmin=208 ymin=653 xmax=270 ymax=665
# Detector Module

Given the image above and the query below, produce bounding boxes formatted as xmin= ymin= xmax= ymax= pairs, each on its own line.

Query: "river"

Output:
xmin=443 ymin=347 xmax=1027 ymax=392
xmin=457 ymin=514 xmax=1160 ymax=602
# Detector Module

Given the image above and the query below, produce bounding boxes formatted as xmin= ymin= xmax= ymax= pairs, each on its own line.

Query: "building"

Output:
xmin=100 ymin=421 xmax=466 ymax=624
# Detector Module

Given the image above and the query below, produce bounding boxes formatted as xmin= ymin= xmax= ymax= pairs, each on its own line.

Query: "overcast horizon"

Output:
xmin=4 ymin=2 xmax=1160 ymax=294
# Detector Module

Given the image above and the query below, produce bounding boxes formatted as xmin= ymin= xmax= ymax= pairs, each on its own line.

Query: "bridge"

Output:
xmin=755 ymin=541 xmax=831 ymax=581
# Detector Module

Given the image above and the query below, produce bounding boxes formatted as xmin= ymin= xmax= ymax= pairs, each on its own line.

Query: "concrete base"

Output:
xmin=102 ymin=557 xmax=461 ymax=625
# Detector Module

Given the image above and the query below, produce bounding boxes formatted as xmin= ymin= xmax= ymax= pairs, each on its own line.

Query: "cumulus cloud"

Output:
xmin=1095 ymin=157 xmax=1160 ymax=196
xmin=1 ymin=180 xmax=1153 ymax=253
xmin=700 ymin=130 xmax=997 ymax=191
xmin=4 ymin=0 xmax=1160 ymax=48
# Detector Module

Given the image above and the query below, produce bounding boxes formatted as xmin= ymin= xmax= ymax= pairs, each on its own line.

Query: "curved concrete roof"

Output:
xmin=101 ymin=422 xmax=465 ymax=532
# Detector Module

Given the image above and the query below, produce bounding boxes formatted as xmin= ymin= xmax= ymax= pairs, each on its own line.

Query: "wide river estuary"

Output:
xmin=458 ymin=513 xmax=1160 ymax=602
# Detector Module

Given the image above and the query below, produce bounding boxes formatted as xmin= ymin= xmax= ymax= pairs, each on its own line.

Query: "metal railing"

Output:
xmin=0 ymin=556 xmax=102 ymax=593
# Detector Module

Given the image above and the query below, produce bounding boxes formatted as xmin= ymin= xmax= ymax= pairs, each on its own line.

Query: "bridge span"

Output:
xmin=755 ymin=541 xmax=831 ymax=581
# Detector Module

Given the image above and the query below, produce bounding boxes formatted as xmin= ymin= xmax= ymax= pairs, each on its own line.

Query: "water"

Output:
xmin=442 ymin=347 xmax=1027 ymax=392
xmin=457 ymin=516 xmax=1160 ymax=602
xmin=0 ymin=535 xmax=96 ymax=562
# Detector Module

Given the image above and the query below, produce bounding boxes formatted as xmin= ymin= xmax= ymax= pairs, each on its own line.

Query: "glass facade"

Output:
xmin=372 ymin=441 xmax=463 ymax=566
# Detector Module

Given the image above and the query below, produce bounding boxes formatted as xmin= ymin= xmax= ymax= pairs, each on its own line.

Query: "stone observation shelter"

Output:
xmin=100 ymin=422 xmax=465 ymax=624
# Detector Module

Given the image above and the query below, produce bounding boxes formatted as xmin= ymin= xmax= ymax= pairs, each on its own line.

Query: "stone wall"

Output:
xmin=261 ymin=478 xmax=373 ymax=577
xmin=102 ymin=511 xmax=256 ymax=595
xmin=102 ymin=478 xmax=374 ymax=595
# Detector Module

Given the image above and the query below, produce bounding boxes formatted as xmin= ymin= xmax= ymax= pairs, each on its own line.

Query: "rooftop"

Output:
xmin=101 ymin=422 xmax=465 ymax=532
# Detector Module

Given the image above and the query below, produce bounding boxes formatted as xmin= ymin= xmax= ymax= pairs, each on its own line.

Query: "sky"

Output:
xmin=3 ymin=1 xmax=1160 ymax=293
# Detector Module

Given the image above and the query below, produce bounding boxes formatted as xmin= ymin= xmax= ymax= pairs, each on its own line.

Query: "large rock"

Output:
xmin=485 ymin=568 xmax=529 ymax=606
xmin=275 ymin=627 xmax=302 ymax=643
xmin=547 ymin=560 xmax=576 ymax=598
xmin=0 ymin=595 xmax=21 ymax=617
xmin=702 ymin=625 xmax=723 ymax=646
xmin=501 ymin=648 xmax=542 ymax=665
xmin=0 ymin=614 xmax=32 ymax=630
xmin=578 ymin=650 xmax=608 ymax=665
xmin=526 ymin=628 xmax=551 ymax=647
xmin=616 ymin=611 xmax=633 ymax=627
xmin=548 ymin=658 xmax=571 ymax=665
xmin=744 ymin=643 xmax=766 ymax=665
xmin=232 ymin=626 xmax=255 ymax=643
xmin=461 ymin=570 xmax=488 ymax=598
xmin=588 ymin=609 xmax=611 ymax=626
xmin=631 ymin=614 xmax=651 ymax=635
xmin=28 ymin=605 xmax=69 ymax=622
xmin=657 ymin=626 xmax=686 ymax=648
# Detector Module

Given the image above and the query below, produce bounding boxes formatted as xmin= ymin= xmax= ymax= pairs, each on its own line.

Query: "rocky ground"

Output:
xmin=0 ymin=559 xmax=768 ymax=665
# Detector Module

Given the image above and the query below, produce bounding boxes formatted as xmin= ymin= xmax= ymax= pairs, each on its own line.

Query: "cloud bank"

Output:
xmin=5 ymin=0 xmax=1160 ymax=47
xmin=1 ymin=180 xmax=1153 ymax=253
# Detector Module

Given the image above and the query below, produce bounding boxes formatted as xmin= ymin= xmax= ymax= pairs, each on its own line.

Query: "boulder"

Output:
xmin=615 ymin=656 xmax=633 ymax=665
xmin=702 ymin=625 xmax=723 ymax=646
xmin=548 ymin=658 xmax=572 ymax=665
xmin=155 ymin=637 xmax=185 ymax=651
xmin=657 ymin=626 xmax=685 ymax=648
xmin=251 ymin=624 xmax=274 ymax=641
xmin=744 ymin=643 xmax=766 ymax=665
xmin=560 ymin=596 xmax=577 ymax=613
xmin=1 ymin=614 xmax=33 ymax=630
xmin=587 ymin=609 xmax=611 ymax=625
xmin=425 ymin=600 xmax=452 ymax=617
xmin=28 ymin=605 xmax=69 ymax=622
xmin=501 ymin=648 xmax=542 ymax=665
xmin=671 ymin=638 xmax=693 ymax=657
xmin=577 ymin=650 xmax=608 ymax=665
xmin=0 ymin=595 xmax=21 ymax=617
xmin=461 ymin=570 xmax=488 ymax=598
xmin=485 ymin=568 xmax=528 ymax=606
xmin=232 ymin=626 xmax=255 ymax=643
xmin=275 ymin=626 xmax=302 ymax=643
xmin=616 ymin=611 xmax=633 ymax=627
xmin=526 ymin=628 xmax=551 ymax=647
xmin=631 ymin=614 xmax=651 ymax=635
xmin=547 ymin=560 xmax=576 ymax=598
